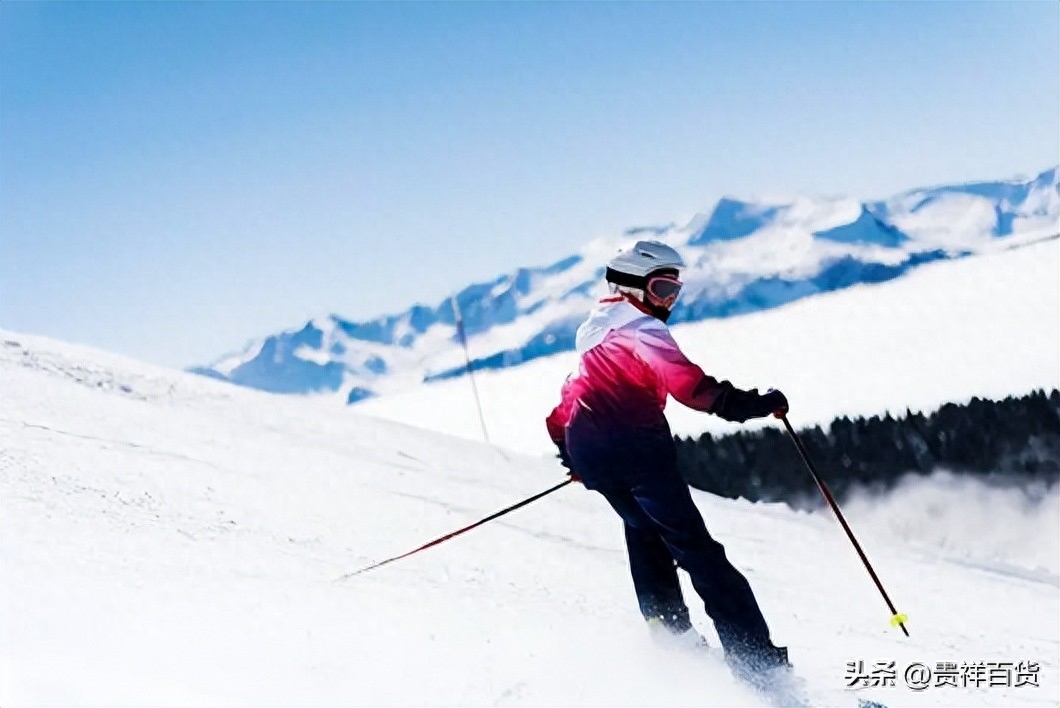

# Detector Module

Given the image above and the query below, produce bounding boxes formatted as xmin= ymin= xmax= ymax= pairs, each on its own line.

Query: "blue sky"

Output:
xmin=2 ymin=1 xmax=1057 ymax=368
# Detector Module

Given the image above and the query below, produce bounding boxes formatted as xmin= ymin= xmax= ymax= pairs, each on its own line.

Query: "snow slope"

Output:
xmin=2 ymin=330 xmax=1058 ymax=706
xmin=357 ymin=237 xmax=1060 ymax=456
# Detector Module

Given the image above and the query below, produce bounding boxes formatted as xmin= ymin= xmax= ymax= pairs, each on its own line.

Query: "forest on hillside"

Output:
xmin=674 ymin=389 xmax=1060 ymax=508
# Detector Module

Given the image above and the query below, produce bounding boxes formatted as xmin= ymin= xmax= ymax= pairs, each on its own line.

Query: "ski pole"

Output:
xmin=336 ymin=478 xmax=573 ymax=581
xmin=779 ymin=416 xmax=909 ymax=637
xmin=451 ymin=295 xmax=491 ymax=445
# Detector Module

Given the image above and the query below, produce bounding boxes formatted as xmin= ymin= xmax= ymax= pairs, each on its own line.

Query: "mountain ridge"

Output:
xmin=192 ymin=166 xmax=1059 ymax=403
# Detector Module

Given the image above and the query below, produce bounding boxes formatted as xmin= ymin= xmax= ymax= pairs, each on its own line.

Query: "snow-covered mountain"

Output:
xmin=3 ymin=330 xmax=1057 ymax=706
xmin=357 ymin=237 xmax=1060 ymax=454
xmin=191 ymin=167 xmax=1059 ymax=404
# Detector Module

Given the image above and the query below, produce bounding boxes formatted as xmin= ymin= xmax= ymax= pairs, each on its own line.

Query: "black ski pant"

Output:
xmin=566 ymin=418 xmax=786 ymax=668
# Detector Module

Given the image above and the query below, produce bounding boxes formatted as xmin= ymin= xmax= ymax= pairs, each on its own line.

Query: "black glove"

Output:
xmin=762 ymin=388 xmax=788 ymax=419
xmin=556 ymin=441 xmax=581 ymax=482
xmin=711 ymin=383 xmax=788 ymax=422
xmin=556 ymin=441 xmax=572 ymax=470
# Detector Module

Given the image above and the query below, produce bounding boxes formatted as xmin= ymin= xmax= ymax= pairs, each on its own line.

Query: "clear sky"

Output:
xmin=2 ymin=1 xmax=1057 ymax=368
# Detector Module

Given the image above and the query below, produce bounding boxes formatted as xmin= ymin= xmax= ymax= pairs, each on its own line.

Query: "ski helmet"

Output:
xmin=605 ymin=240 xmax=686 ymax=322
xmin=605 ymin=240 xmax=685 ymax=284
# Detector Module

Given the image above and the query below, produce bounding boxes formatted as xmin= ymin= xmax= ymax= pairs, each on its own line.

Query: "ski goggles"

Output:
xmin=645 ymin=273 xmax=683 ymax=309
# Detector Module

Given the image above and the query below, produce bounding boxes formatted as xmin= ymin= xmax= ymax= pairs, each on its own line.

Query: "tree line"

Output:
xmin=674 ymin=389 xmax=1060 ymax=509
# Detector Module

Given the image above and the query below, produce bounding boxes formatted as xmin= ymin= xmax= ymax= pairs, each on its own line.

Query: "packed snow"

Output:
xmin=2 ymin=321 xmax=1057 ymax=706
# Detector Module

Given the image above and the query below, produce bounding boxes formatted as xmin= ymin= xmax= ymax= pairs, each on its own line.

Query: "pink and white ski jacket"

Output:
xmin=546 ymin=296 xmax=774 ymax=446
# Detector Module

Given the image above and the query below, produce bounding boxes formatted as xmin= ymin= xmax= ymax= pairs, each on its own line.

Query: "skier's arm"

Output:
xmin=545 ymin=376 xmax=578 ymax=475
xmin=545 ymin=375 xmax=576 ymax=445
xmin=635 ymin=326 xmax=787 ymax=423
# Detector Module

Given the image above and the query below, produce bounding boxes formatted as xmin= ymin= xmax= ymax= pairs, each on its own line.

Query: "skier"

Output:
xmin=545 ymin=240 xmax=791 ymax=679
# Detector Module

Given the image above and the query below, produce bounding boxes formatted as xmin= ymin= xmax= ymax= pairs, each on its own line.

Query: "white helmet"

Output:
xmin=606 ymin=240 xmax=685 ymax=282
xmin=605 ymin=240 xmax=685 ymax=322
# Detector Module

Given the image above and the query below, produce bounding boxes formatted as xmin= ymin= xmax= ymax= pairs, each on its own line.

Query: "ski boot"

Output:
xmin=645 ymin=616 xmax=712 ymax=652
xmin=726 ymin=645 xmax=808 ymax=706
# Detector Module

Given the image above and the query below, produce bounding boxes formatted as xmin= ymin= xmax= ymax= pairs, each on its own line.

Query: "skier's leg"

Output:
xmin=630 ymin=470 xmax=787 ymax=669
xmin=600 ymin=489 xmax=692 ymax=633
xmin=624 ymin=523 xmax=693 ymax=633
xmin=565 ymin=420 xmax=697 ymax=637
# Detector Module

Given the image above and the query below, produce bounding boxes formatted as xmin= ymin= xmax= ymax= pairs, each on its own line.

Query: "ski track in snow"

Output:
xmin=2 ymin=245 xmax=1059 ymax=707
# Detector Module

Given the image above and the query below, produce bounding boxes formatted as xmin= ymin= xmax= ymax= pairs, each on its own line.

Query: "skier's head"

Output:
xmin=605 ymin=240 xmax=685 ymax=322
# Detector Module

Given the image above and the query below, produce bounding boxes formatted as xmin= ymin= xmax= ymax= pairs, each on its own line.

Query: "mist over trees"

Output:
xmin=675 ymin=389 xmax=1060 ymax=509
